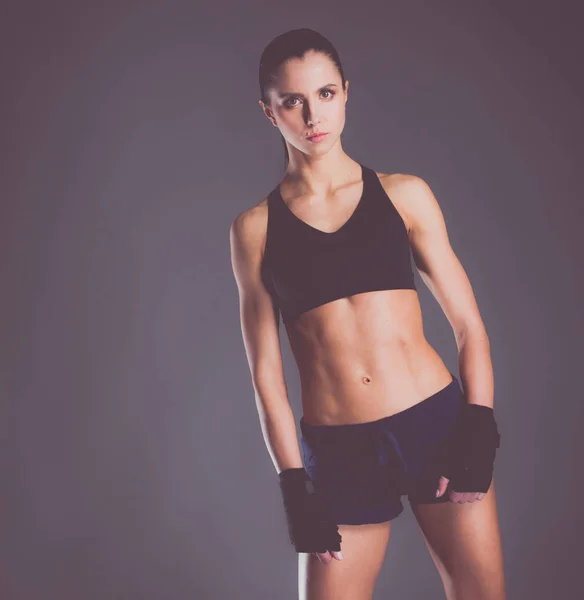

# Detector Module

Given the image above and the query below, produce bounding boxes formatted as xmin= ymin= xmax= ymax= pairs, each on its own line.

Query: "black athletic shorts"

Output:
xmin=299 ymin=373 xmax=464 ymax=525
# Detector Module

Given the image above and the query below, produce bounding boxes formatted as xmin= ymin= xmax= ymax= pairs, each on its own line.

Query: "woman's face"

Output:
xmin=260 ymin=50 xmax=349 ymax=156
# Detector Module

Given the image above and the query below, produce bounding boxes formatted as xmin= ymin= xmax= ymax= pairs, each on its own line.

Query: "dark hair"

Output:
xmin=259 ymin=28 xmax=347 ymax=170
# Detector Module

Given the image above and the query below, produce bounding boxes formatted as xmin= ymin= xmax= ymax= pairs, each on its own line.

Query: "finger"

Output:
xmin=436 ymin=475 xmax=449 ymax=498
xmin=478 ymin=492 xmax=485 ymax=501
xmin=330 ymin=550 xmax=344 ymax=561
xmin=449 ymin=489 xmax=464 ymax=503
xmin=316 ymin=551 xmax=332 ymax=564
xmin=450 ymin=491 xmax=478 ymax=503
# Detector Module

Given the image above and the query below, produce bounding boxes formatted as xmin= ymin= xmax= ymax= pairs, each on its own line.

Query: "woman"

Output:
xmin=230 ymin=28 xmax=505 ymax=600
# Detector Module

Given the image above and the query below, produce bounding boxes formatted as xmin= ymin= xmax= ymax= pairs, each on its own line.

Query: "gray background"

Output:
xmin=2 ymin=1 xmax=582 ymax=598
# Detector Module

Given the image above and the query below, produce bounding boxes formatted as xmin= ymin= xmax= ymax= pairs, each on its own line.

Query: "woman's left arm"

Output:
xmin=387 ymin=174 xmax=494 ymax=410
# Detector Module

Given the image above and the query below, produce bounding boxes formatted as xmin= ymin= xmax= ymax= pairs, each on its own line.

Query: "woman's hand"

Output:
xmin=436 ymin=474 xmax=486 ymax=503
xmin=279 ymin=468 xmax=343 ymax=558
xmin=314 ymin=549 xmax=344 ymax=564
xmin=434 ymin=403 xmax=500 ymax=503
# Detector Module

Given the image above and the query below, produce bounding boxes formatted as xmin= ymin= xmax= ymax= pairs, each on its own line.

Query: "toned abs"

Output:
xmin=285 ymin=288 xmax=453 ymax=425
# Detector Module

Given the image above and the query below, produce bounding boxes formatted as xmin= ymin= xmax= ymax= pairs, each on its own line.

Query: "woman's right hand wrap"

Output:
xmin=278 ymin=467 xmax=342 ymax=554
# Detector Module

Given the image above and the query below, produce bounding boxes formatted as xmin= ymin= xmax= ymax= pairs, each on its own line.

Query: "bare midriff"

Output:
xmin=285 ymin=288 xmax=454 ymax=426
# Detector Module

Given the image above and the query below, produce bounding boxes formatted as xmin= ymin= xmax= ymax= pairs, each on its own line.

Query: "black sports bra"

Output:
xmin=262 ymin=163 xmax=417 ymax=326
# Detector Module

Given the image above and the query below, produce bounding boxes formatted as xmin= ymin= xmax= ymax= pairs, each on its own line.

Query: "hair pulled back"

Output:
xmin=258 ymin=28 xmax=347 ymax=170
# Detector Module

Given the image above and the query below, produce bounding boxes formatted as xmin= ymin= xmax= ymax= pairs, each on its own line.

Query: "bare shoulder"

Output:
xmin=229 ymin=196 xmax=270 ymax=258
xmin=376 ymin=171 xmax=437 ymax=235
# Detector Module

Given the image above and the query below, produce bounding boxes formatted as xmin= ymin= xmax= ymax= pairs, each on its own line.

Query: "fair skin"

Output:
xmin=231 ymin=50 xmax=505 ymax=598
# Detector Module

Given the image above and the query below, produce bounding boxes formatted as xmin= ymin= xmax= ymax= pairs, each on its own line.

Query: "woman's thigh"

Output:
xmin=411 ymin=480 xmax=506 ymax=600
xmin=298 ymin=520 xmax=392 ymax=600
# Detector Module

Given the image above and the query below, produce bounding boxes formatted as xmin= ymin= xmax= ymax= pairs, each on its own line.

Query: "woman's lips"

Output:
xmin=307 ymin=133 xmax=328 ymax=142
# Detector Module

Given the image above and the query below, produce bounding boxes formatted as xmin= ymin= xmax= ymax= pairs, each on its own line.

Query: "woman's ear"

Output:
xmin=259 ymin=100 xmax=277 ymax=126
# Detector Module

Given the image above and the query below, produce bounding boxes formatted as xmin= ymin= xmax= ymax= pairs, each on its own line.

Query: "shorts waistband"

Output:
xmin=300 ymin=372 xmax=460 ymax=439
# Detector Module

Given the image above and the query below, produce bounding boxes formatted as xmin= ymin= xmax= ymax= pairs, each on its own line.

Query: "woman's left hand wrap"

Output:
xmin=436 ymin=403 xmax=501 ymax=499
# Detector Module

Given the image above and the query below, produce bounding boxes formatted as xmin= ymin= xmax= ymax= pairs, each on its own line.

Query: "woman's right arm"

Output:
xmin=229 ymin=204 xmax=303 ymax=475
xmin=231 ymin=205 xmax=344 ymax=560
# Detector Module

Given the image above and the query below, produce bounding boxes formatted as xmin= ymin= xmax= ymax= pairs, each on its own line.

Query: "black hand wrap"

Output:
xmin=440 ymin=404 xmax=501 ymax=494
xmin=278 ymin=467 xmax=342 ymax=554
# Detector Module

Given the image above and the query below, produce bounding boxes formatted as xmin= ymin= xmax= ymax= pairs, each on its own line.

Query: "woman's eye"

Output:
xmin=284 ymin=90 xmax=335 ymax=108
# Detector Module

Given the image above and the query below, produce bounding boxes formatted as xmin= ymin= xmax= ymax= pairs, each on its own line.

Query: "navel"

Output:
xmin=362 ymin=375 xmax=372 ymax=385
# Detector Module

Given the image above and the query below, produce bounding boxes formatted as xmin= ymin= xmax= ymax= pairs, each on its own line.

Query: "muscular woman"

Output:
xmin=230 ymin=28 xmax=505 ymax=600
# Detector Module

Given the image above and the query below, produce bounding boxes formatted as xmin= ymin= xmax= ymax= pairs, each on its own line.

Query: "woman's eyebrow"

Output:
xmin=277 ymin=83 xmax=338 ymax=98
